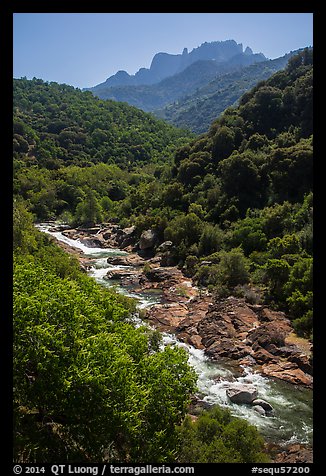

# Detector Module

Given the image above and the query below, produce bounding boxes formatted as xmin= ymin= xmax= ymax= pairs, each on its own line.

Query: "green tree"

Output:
xmin=177 ymin=406 xmax=269 ymax=463
xmin=164 ymin=213 xmax=203 ymax=249
xmin=13 ymin=200 xmax=37 ymax=253
xmin=212 ymin=126 xmax=235 ymax=163
xmin=217 ymin=248 xmax=250 ymax=288
xmin=263 ymin=258 xmax=291 ymax=302
xmin=74 ymin=189 xmax=103 ymax=226
xmin=198 ymin=224 xmax=223 ymax=256
xmin=218 ymin=153 xmax=264 ymax=214
xmin=13 ymin=255 xmax=197 ymax=463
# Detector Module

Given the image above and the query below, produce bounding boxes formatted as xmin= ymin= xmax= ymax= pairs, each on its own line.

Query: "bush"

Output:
xmin=234 ymin=284 xmax=262 ymax=304
xmin=177 ymin=406 xmax=269 ymax=463
xmin=194 ymin=248 xmax=250 ymax=291
xmin=293 ymin=310 xmax=313 ymax=338
xmin=198 ymin=224 xmax=223 ymax=256
xmin=217 ymin=248 xmax=250 ymax=288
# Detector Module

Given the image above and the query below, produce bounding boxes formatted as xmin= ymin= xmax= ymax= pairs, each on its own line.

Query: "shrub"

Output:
xmin=177 ymin=406 xmax=269 ymax=463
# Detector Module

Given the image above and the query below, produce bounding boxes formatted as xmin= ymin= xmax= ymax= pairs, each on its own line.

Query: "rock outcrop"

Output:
xmin=252 ymin=399 xmax=274 ymax=412
xmin=146 ymin=295 xmax=313 ymax=388
xmin=139 ymin=229 xmax=157 ymax=250
xmin=268 ymin=443 xmax=313 ymax=463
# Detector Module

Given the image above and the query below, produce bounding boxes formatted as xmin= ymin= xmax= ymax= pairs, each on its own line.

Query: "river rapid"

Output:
xmin=37 ymin=223 xmax=313 ymax=448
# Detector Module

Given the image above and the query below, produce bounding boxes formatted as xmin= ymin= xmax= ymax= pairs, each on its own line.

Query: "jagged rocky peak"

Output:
xmin=149 ymin=51 xmax=183 ymax=79
xmin=188 ymin=39 xmax=243 ymax=62
xmin=89 ymin=39 xmax=265 ymax=91
xmin=245 ymin=46 xmax=254 ymax=55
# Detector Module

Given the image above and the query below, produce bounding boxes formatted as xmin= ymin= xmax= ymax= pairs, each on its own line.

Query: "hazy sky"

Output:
xmin=13 ymin=13 xmax=313 ymax=89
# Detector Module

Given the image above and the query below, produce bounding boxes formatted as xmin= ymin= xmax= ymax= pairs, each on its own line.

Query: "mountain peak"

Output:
xmin=245 ymin=46 xmax=253 ymax=55
xmin=89 ymin=39 xmax=266 ymax=90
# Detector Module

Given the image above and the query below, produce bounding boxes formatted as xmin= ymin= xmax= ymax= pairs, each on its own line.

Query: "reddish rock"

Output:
xmin=271 ymin=443 xmax=313 ymax=463
xmin=107 ymin=254 xmax=145 ymax=267
xmin=105 ymin=270 xmax=137 ymax=281
xmin=206 ymin=340 xmax=252 ymax=360
xmin=252 ymin=348 xmax=278 ymax=364
xmin=188 ymin=334 xmax=204 ymax=349
xmin=146 ymin=302 xmax=189 ymax=332
xmin=246 ymin=321 xmax=292 ymax=348
xmin=261 ymin=361 xmax=313 ymax=388
xmin=146 ymin=292 xmax=312 ymax=388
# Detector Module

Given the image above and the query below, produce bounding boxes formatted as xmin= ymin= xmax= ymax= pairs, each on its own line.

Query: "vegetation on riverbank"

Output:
xmin=13 ymin=203 xmax=269 ymax=463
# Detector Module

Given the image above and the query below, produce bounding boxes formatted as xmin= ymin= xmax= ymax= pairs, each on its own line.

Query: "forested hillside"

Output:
xmin=13 ymin=196 xmax=268 ymax=464
xmin=13 ymin=78 xmax=192 ymax=170
xmin=155 ymin=50 xmax=305 ymax=133
xmin=13 ymin=49 xmax=313 ymax=339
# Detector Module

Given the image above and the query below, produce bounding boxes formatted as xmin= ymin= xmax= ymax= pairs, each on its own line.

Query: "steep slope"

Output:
xmin=88 ymin=53 xmax=266 ymax=112
xmin=155 ymin=49 xmax=307 ymax=133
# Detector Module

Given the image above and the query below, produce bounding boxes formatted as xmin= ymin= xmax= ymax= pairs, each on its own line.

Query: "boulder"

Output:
xmin=156 ymin=241 xmax=173 ymax=253
xmin=226 ymin=384 xmax=258 ymax=404
xmin=261 ymin=361 xmax=313 ymax=388
xmin=105 ymin=270 xmax=135 ymax=281
xmin=238 ymin=355 xmax=257 ymax=367
xmin=288 ymin=353 xmax=313 ymax=375
xmin=252 ymin=399 xmax=274 ymax=412
xmin=118 ymin=226 xmax=137 ymax=248
xmin=107 ymin=254 xmax=145 ymax=267
xmin=139 ymin=229 xmax=157 ymax=250
xmin=253 ymin=405 xmax=266 ymax=416
xmin=206 ymin=340 xmax=252 ymax=360
xmin=246 ymin=322 xmax=290 ymax=348
xmin=272 ymin=443 xmax=313 ymax=463
xmin=62 ymin=229 xmax=78 ymax=239
xmin=252 ymin=347 xmax=278 ymax=364
xmin=80 ymin=237 xmax=104 ymax=248
xmin=145 ymin=267 xmax=180 ymax=283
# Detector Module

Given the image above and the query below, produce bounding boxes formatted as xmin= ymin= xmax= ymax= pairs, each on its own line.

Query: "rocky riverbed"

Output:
xmin=38 ymin=222 xmax=313 ymax=462
xmin=45 ymin=222 xmax=313 ymax=388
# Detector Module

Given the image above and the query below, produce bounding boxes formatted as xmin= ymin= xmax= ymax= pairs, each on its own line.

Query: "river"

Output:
xmin=37 ymin=223 xmax=313 ymax=448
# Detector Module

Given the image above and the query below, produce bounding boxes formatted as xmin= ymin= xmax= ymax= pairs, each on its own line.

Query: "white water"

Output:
xmin=37 ymin=222 xmax=313 ymax=446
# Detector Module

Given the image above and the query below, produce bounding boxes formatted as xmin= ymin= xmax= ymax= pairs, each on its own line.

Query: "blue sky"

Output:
xmin=13 ymin=13 xmax=313 ymax=89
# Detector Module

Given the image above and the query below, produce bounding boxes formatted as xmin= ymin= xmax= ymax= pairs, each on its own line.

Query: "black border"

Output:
xmin=4 ymin=2 xmax=320 ymax=473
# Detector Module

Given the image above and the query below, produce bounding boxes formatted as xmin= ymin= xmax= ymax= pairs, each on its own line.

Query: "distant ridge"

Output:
xmin=154 ymin=48 xmax=308 ymax=133
xmin=86 ymin=40 xmax=266 ymax=90
xmin=85 ymin=40 xmax=267 ymax=113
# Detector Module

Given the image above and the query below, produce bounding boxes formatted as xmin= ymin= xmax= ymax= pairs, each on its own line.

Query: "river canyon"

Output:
xmin=36 ymin=222 xmax=313 ymax=463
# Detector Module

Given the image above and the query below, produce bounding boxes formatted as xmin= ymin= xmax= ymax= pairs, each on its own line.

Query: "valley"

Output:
xmin=37 ymin=221 xmax=313 ymax=462
xmin=13 ymin=46 xmax=313 ymax=463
